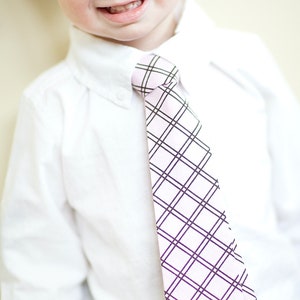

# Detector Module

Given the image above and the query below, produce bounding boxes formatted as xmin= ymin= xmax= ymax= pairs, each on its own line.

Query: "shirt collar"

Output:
xmin=66 ymin=0 xmax=216 ymax=108
xmin=155 ymin=0 xmax=216 ymax=93
xmin=66 ymin=27 xmax=143 ymax=108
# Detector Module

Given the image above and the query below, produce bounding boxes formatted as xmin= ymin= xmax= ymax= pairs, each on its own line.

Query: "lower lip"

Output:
xmin=99 ymin=0 xmax=149 ymax=24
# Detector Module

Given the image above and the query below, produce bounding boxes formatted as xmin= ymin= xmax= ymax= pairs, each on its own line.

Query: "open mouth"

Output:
xmin=104 ymin=0 xmax=143 ymax=14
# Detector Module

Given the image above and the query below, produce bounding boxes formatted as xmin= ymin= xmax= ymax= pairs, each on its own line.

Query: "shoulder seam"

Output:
xmin=23 ymin=61 xmax=72 ymax=100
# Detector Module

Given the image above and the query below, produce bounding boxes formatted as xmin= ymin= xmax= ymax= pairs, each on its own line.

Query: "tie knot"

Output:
xmin=132 ymin=54 xmax=179 ymax=97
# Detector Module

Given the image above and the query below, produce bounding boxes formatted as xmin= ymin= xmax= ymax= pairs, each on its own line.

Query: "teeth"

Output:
xmin=107 ymin=0 xmax=142 ymax=14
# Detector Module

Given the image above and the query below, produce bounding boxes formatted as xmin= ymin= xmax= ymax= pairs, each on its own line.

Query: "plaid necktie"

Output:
xmin=132 ymin=54 xmax=256 ymax=300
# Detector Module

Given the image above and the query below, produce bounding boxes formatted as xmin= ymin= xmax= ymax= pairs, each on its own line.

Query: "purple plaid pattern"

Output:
xmin=132 ymin=54 xmax=256 ymax=300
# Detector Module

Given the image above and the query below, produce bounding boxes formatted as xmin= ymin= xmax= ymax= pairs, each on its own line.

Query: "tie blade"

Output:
xmin=132 ymin=54 xmax=257 ymax=299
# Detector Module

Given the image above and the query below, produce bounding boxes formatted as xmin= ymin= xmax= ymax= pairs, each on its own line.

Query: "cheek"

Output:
xmin=154 ymin=0 xmax=182 ymax=17
xmin=60 ymin=1 xmax=90 ymax=24
xmin=156 ymin=0 xmax=181 ymax=7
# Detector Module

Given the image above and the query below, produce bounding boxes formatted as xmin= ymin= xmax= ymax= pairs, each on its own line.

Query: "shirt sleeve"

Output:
xmin=0 ymin=95 xmax=90 ymax=299
xmin=239 ymin=34 xmax=300 ymax=263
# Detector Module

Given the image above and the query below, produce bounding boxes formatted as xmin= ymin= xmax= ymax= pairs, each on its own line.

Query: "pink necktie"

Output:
xmin=132 ymin=54 xmax=256 ymax=300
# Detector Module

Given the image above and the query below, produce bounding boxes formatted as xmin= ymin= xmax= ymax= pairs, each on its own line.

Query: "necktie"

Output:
xmin=132 ymin=54 xmax=256 ymax=300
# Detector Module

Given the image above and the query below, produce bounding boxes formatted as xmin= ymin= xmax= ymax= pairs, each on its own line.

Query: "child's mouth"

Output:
xmin=96 ymin=0 xmax=147 ymax=23
xmin=106 ymin=0 xmax=143 ymax=14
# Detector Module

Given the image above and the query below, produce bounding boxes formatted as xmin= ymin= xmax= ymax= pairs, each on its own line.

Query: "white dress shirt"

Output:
xmin=1 ymin=0 xmax=300 ymax=299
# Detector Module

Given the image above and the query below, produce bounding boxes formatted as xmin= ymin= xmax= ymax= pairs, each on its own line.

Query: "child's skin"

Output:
xmin=57 ymin=0 xmax=184 ymax=50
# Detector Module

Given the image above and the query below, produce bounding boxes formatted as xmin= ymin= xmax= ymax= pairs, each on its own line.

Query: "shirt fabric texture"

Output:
xmin=1 ymin=0 xmax=300 ymax=299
